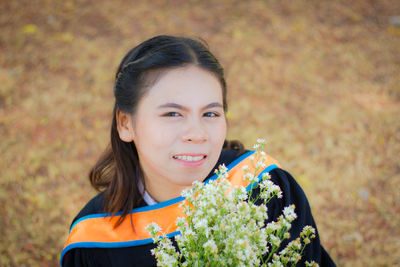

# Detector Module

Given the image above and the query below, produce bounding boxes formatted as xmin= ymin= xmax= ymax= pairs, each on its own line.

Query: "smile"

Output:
xmin=172 ymin=155 xmax=206 ymax=162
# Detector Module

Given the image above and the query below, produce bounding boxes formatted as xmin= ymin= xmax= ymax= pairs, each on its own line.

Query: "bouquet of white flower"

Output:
xmin=147 ymin=139 xmax=318 ymax=267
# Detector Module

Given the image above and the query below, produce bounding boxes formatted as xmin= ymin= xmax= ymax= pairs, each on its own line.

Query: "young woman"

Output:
xmin=61 ymin=35 xmax=335 ymax=266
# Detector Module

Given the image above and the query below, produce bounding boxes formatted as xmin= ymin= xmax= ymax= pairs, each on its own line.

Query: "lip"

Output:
xmin=172 ymin=153 xmax=207 ymax=167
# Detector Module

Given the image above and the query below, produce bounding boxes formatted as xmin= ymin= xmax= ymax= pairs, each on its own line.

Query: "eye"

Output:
xmin=162 ymin=112 xmax=181 ymax=117
xmin=203 ymin=112 xmax=220 ymax=117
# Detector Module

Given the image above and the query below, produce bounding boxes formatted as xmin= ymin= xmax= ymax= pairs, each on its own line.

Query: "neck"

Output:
xmin=144 ymin=176 xmax=191 ymax=203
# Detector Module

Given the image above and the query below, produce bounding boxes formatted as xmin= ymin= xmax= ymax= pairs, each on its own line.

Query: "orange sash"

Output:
xmin=60 ymin=151 xmax=281 ymax=265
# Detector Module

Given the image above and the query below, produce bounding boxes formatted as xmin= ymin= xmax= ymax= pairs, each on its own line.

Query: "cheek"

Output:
xmin=210 ymin=121 xmax=227 ymax=143
xmin=135 ymin=120 xmax=177 ymax=149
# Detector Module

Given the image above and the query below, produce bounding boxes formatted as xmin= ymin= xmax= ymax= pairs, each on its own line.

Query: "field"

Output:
xmin=0 ymin=0 xmax=399 ymax=266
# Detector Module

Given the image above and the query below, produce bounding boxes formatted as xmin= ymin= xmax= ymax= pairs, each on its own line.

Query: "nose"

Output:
xmin=182 ymin=118 xmax=208 ymax=144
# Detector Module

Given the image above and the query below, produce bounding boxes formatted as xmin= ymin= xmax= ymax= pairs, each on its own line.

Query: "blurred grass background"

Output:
xmin=1 ymin=0 xmax=399 ymax=266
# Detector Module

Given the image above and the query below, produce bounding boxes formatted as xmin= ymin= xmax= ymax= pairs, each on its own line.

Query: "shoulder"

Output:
xmin=219 ymin=149 xmax=308 ymax=207
xmin=266 ymin=168 xmax=311 ymax=215
xmin=205 ymin=148 xmax=248 ymax=179
xmin=218 ymin=148 xmax=248 ymax=165
xmin=69 ymin=191 xmax=106 ymax=229
xmin=269 ymin=168 xmax=307 ymax=201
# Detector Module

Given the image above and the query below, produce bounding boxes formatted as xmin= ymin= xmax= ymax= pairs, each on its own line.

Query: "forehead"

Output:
xmin=142 ymin=65 xmax=223 ymax=105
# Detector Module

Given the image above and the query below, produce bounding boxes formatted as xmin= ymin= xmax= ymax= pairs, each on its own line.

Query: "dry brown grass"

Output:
xmin=1 ymin=0 xmax=399 ymax=266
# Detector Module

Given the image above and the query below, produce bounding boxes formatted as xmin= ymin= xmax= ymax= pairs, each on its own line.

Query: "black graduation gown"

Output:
xmin=62 ymin=149 xmax=336 ymax=266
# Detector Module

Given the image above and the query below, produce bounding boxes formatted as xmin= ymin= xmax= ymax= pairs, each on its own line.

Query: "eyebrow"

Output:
xmin=157 ymin=102 xmax=223 ymax=110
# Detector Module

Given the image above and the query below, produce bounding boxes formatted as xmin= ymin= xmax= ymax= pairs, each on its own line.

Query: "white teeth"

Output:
xmin=173 ymin=155 xmax=205 ymax=161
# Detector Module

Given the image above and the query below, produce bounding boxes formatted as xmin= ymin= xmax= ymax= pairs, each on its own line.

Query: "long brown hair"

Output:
xmin=89 ymin=35 xmax=243 ymax=228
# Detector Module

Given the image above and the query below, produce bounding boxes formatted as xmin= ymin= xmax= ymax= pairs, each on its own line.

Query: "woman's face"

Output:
xmin=118 ymin=65 xmax=227 ymax=202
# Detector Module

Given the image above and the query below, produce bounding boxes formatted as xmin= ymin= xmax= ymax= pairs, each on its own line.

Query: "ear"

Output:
xmin=116 ymin=108 xmax=135 ymax=142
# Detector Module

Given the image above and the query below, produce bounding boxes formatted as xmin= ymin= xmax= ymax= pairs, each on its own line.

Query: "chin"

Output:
xmin=176 ymin=173 xmax=207 ymax=186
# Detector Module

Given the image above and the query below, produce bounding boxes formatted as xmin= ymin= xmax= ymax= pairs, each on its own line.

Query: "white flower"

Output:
xmin=194 ymin=218 xmax=208 ymax=230
xmin=181 ymin=188 xmax=192 ymax=199
xmin=281 ymin=219 xmax=292 ymax=229
xmin=228 ymin=186 xmax=248 ymax=201
xmin=266 ymin=221 xmax=281 ymax=232
xmin=260 ymin=179 xmax=282 ymax=201
xmin=305 ymin=261 xmax=319 ymax=267
xmin=244 ymin=172 xmax=258 ymax=183
xmin=270 ymin=235 xmax=281 ymax=247
xmin=146 ymin=222 xmax=161 ymax=237
xmin=257 ymin=138 xmax=266 ymax=144
xmin=283 ymin=205 xmax=297 ymax=222
xmin=260 ymin=179 xmax=273 ymax=189
xmin=256 ymin=160 xmax=266 ymax=169
xmin=147 ymin=139 xmax=314 ymax=267
xmin=268 ymin=259 xmax=284 ymax=267
xmin=301 ymin=225 xmax=316 ymax=235
xmin=217 ymin=163 xmax=228 ymax=174
xmin=157 ymin=252 xmax=178 ymax=266
xmin=176 ymin=217 xmax=186 ymax=227
xmin=203 ymin=239 xmax=218 ymax=253
xmin=262 ymin=172 xmax=271 ymax=179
